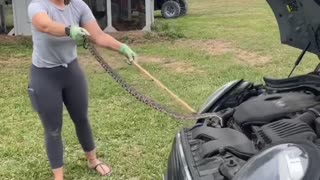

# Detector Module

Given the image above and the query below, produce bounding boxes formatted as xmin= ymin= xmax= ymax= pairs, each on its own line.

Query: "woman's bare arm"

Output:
xmin=31 ymin=12 xmax=67 ymax=37
xmin=82 ymin=20 xmax=122 ymax=51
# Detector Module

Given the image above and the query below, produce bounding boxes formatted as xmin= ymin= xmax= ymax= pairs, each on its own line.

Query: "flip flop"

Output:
xmin=90 ymin=162 xmax=113 ymax=176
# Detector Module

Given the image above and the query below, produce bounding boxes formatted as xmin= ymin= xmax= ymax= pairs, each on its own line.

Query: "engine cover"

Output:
xmin=234 ymin=92 xmax=318 ymax=127
xmin=255 ymin=119 xmax=317 ymax=148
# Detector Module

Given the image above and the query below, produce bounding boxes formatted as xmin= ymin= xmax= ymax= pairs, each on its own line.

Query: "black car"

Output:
xmin=164 ymin=0 xmax=320 ymax=180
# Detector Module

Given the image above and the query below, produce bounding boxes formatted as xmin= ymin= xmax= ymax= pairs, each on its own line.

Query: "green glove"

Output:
xmin=119 ymin=44 xmax=138 ymax=65
xmin=66 ymin=25 xmax=90 ymax=44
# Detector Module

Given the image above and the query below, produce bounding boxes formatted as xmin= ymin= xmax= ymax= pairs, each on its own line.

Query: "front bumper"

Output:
xmin=163 ymin=174 xmax=167 ymax=180
xmin=165 ymin=131 xmax=193 ymax=180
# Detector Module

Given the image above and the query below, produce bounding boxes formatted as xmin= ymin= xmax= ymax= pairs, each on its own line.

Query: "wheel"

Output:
xmin=161 ymin=1 xmax=181 ymax=19
xmin=179 ymin=0 xmax=188 ymax=16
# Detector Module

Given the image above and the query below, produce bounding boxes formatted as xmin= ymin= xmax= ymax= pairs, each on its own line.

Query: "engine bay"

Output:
xmin=178 ymin=81 xmax=320 ymax=179
xmin=164 ymin=0 xmax=320 ymax=179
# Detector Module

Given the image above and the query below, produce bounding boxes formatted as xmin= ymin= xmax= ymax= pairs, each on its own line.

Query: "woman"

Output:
xmin=27 ymin=0 xmax=137 ymax=179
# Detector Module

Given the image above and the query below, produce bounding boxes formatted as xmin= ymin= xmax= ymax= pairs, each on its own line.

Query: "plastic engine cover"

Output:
xmin=257 ymin=119 xmax=317 ymax=146
xmin=234 ymin=92 xmax=318 ymax=127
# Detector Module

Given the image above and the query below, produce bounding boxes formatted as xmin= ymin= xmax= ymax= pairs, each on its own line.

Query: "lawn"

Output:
xmin=1 ymin=0 xmax=320 ymax=179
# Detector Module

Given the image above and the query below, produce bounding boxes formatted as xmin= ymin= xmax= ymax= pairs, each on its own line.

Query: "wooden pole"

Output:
xmin=132 ymin=61 xmax=197 ymax=113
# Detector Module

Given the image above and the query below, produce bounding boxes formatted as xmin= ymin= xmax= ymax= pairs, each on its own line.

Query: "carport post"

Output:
xmin=104 ymin=0 xmax=117 ymax=32
xmin=151 ymin=0 xmax=154 ymax=24
xmin=142 ymin=0 xmax=154 ymax=31
xmin=128 ymin=0 xmax=132 ymax=21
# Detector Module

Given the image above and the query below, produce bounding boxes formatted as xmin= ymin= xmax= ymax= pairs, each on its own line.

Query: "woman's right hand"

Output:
xmin=119 ymin=44 xmax=138 ymax=65
xmin=67 ymin=26 xmax=90 ymax=44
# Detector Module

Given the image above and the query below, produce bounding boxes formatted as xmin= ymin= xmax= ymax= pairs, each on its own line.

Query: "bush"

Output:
xmin=152 ymin=21 xmax=185 ymax=39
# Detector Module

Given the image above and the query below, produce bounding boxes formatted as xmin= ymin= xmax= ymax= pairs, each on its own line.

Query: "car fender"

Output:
xmin=198 ymin=80 xmax=251 ymax=114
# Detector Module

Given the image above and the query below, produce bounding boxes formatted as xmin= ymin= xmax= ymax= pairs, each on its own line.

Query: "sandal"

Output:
xmin=89 ymin=161 xmax=113 ymax=176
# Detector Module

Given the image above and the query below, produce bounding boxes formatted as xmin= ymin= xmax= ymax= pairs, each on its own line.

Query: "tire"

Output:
xmin=161 ymin=1 xmax=181 ymax=19
xmin=179 ymin=0 xmax=188 ymax=16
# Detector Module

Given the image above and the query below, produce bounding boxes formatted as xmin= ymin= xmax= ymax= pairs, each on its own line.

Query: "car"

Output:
xmin=164 ymin=0 xmax=320 ymax=179
xmin=155 ymin=0 xmax=188 ymax=19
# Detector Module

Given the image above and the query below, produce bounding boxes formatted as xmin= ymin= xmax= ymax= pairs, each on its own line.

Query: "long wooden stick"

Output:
xmin=132 ymin=61 xmax=197 ymax=113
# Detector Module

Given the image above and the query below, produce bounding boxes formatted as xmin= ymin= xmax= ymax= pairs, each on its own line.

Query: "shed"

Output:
xmin=83 ymin=0 xmax=154 ymax=32
xmin=10 ymin=0 xmax=154 ymax=36
xmin=11 ymin=0 xmax=32 ymax=36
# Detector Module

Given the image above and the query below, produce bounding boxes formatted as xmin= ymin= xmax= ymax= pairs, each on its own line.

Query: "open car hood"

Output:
xmin=266 ymin=0 xmax=320 ymax=55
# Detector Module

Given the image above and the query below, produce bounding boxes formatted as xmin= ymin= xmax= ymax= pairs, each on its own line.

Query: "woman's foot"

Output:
xmin=52 ymin=167 xmax=64 ymax=180
xmin=85 ymin=149 xmax=112 ymax=176
xmin=88 ymin=159 xmax=112 ymax=176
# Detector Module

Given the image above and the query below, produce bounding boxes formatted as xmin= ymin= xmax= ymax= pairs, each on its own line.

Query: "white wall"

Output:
xmin=12 ymin=0 xmax=32 ymax=36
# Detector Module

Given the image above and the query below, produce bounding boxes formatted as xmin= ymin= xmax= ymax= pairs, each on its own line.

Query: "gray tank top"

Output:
xmin=28 ymin=0 xmax=95 ymax=68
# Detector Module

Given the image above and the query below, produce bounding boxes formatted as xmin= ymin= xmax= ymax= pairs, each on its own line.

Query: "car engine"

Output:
xmin=164 ymin=0 xmax=320 ymax=179
xmin=165 ymin=77 xmax=320 ymax=180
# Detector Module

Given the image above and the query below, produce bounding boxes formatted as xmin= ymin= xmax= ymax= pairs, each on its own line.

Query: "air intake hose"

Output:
xmin=296 ymin=105 xmax=320 ymax=126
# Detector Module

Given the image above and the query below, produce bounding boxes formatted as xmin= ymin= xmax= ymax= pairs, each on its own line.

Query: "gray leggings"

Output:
xmin=28 ymin=59 xmax=95 ymax=169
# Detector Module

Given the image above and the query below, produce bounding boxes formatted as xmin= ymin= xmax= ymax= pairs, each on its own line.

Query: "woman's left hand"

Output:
xmin=119 ymin=44 xmax=138 ymax=65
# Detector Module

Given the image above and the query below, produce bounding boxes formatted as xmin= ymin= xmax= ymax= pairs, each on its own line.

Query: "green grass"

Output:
xmin=1 ymin=0 xmax=320 ymax=179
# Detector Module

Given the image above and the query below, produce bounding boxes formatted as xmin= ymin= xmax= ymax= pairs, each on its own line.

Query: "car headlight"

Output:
xmin=233 ymin=143 xmax=319 ymax=180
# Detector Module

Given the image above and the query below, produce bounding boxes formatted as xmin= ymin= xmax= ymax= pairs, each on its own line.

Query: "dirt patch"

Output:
xmin=109 ymin=31 xmax=145 ymax=42
xmin=138 ymin=56 xmax=203 ymax=74
xmin=0 ymin=57 xmax=30 ymax=69
xmin=163 ymin=62 xmax=201 ymax=74
xmin=137 ymin=56 xmax=167 ymax=64
xmin=0 ymin=57 xmax=29 ymax=62
xmin=0 ymin=35 xmax=20 ymax=44
xmin=235 ymin=50 xmax=271 ymax=67
xmin=0 ymin=31 xmax=159 ymax=46
xmin=202 ymin=40 xmax=234 ymax=55
xmin=0 ymin=31 xmax=143 ymax=44
xmin=108 ymin=31 xmax=164 ymax=45
xmin=81 ymin=51 xmax=203 ymax=74
xmin=177 ymin=40 xmax=272 ymax=67
xmin=0 ymin=35 xmax=32 ymax=45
